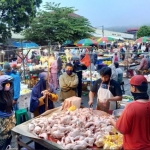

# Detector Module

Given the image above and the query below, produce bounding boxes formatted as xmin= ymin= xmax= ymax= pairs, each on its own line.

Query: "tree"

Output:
xmin=0 ymin=0 xmax=42 ymax=43
xmin=137 ymin=26 xmax=150 ymax=38
xmin=23 ymin=2 xmax=94 ymax=45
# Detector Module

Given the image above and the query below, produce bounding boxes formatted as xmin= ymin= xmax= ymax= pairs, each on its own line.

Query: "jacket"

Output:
xmin=59 ymin=72 xmax=78 ymax=101
xmin=5 ymin=71 xmax=20 ymax=100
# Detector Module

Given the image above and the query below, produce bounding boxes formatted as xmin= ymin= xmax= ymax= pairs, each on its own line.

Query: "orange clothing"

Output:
xmin=33 ymin=93 xmax=58 ymax=117
xmin=116 ymin=101 xmax=150 ymax=150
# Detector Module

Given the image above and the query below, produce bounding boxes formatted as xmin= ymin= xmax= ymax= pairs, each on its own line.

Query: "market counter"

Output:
xmin=18 ymin=89 xmax=31 ymax=109
xmin=11 ymin=107 xmax=66 ymax=150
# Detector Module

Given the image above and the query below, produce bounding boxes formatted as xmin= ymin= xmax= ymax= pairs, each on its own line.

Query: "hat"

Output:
xmin=130 ymin=75 xmax=147 ymax=86
xmin=3 ymin=62 xmax=11 ymax=72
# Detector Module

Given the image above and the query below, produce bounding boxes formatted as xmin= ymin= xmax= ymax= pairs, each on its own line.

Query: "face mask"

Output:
xmin=75 ymin=62 xmax=80 ymax=65
xmin=131 ymin=92 xmax=149 ymax=100
xmin=4 ymin=84 xmax=10 ymax=91
xmin=66 ymin=70 xmax=73 ymax=75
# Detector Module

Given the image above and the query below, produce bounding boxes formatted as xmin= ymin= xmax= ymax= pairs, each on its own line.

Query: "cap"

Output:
xmin=3 ymin=62 xmax=11 ymax=72
xmin=130 ymin=75 xmax=147 ymax=86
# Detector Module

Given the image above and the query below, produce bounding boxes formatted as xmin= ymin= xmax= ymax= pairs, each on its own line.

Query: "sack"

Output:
xmin=5 ymin=145 xmax=18 ymax=150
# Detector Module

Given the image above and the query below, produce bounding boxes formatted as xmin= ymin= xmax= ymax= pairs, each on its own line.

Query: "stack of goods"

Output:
xmin=28 ymin=107 xmax=122 ymax=149
xmin=82 ymin=71 xmax=100 ymax=81
xmin=118 ymin=95 xmax=133 ymax=109
xmin=20 ymin=89 xmax=31 ymax=95
xmin=60 ymin=55 xmax=67 ymax=63
xmin=97 ymin=49 xmax=104 ymax=55
xmin=120 ymin=58 xmax=139 ymax=66
xmin=27 ymin=64 xmax=47 ymax=71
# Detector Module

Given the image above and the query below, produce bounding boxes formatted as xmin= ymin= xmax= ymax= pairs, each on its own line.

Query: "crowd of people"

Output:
xmin=0 ymin=47 xmax=150 ymax=149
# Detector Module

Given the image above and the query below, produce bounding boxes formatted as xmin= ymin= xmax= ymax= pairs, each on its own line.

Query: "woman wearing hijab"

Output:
xmin=30 ymin=72 xmax=58 ymax=117
xmin=0 ymin=75 xmax=16 ymax=150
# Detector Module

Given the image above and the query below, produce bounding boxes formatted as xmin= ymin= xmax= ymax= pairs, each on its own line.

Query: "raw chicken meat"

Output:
xmin=28 ymin=108 xmax=114 ymax=149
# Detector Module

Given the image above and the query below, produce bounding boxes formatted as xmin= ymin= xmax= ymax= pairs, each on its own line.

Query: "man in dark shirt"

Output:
xmin=88 ymin=67 xmax=122 ymax=113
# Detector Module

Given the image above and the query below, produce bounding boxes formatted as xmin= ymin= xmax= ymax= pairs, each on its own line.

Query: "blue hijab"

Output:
xmin=30 ymin=72 xmax=54 ymax=114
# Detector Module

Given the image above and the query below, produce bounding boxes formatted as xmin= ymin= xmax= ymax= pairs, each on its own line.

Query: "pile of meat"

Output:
xmin=28 ymin=108 xmax=114 ymax=149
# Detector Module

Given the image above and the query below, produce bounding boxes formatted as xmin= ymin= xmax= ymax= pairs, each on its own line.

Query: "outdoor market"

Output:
xmin=0 ymin=1 xmax=150 ymax=150
xmin=0 ymin=36 xmax=149 ymax=150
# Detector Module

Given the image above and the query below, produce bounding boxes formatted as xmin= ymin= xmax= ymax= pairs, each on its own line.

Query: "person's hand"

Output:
xmin=12 ymin=100 xmax=17 ymax=105
xmin=109 ymin=116 xmax=116 ymax=126
xmin=88 ymin=100 xmax=93 ymax=107
xmin=41 ymin=90 xmax=49 ymax=95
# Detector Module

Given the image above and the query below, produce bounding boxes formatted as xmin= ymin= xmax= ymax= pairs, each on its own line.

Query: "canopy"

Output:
xmin=12 ymin=41 xmax=39 ymax=49
xmin=135 ymin=37 xmax=150 ymax=43
xmin=97 ymin=37 xmax=114 ymax=43
xmin=77 ymin=38 xmax=98 ymax=46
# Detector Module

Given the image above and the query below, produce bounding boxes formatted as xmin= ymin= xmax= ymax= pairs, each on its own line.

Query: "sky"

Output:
xmin=41 ymin=0 xmax=150 ymax=28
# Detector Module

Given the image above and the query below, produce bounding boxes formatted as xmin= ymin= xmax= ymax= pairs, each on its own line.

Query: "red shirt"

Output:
xmin=114 ymin=55 xmax=118 ymax=62
xmin=116 ymin=101 xmax=150 ymax=150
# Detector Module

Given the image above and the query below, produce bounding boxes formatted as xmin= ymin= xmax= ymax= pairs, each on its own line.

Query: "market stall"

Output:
xmin=12 ymin=105 xmax=123 ymax=150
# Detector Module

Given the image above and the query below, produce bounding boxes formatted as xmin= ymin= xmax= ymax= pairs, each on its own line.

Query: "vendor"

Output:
xmin=0 ymin=75 xmax=16 ymax=150
xmin=30 ymin=72 xmax=58 ymax=117
xmin=72 ymin=56 xmax=87 ymax=98
xmin=138 ymin=54 xmax=148 ymax=70
xmin=59 ymin=63 xmax=78 ymax=102
xmin=110 ymin=75 xmax=150 ymax=149
xmin=88 ymin=67 xmax=122 ymax=114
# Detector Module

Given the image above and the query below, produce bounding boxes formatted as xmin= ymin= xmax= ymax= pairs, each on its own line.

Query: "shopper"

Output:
xmin=30 ymin=72 xmax=58 ymax=117
xmin=0 ymin=75 xmax=16 ymax=150
xmin=110 ymin=75 xmax=150 ymax=149
xmin=114 ymin=62 xmax=123 ymax=84
xmin=88 ymin=67 xmax=122 ymax=114
xmin=59 ymin=63 xmax=78 ymax=101
xmin=72 ymin=56 xmax=87 ymax=97
xmin=50 ymin=57 xmax=58 ymax=90
xmin=3 ymin=62 xmax=20 ymax=111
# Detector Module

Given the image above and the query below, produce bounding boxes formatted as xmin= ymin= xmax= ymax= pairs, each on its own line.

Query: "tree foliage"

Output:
xmin=137 ymin=26 xmax=150 ymax=38
xmin=23 ymin=2 xmax=94 ymax=45
xmin=0 ymin=0 xmax=42 ymax=43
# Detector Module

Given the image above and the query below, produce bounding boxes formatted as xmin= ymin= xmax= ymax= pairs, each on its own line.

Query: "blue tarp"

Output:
xmin=12 ymin=42 xmax=39 ymax=48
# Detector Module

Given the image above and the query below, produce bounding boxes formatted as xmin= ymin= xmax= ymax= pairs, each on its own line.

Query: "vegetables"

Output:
xmin=122 ymin=95 xmax=133 ymax=101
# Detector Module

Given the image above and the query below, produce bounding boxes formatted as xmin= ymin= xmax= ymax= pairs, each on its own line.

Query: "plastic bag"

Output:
xmin=5 ymin=145 xmax=18 ymax=150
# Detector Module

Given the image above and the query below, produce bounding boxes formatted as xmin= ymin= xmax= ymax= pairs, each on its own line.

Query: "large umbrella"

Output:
xmin=12 ymin=41 xmax=39 ymax=48
xmin=135 ymin=37 xmax=150 ymax=43
xmin=97 ymin=37 xmax=114 ymax=43
xmin=77 ymin=38 xmax=98 ymax=46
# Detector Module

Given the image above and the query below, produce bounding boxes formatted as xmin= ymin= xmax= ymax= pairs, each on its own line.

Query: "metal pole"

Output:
xmin=45 ymin=40 xmax=51 ymax=111
xmin=102 ymin=25 xmax=104 ymax=37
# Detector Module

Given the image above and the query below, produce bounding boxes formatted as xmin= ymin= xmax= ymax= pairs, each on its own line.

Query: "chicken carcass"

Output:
xmin=51 ymin=130 xmax=64 ymax=139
